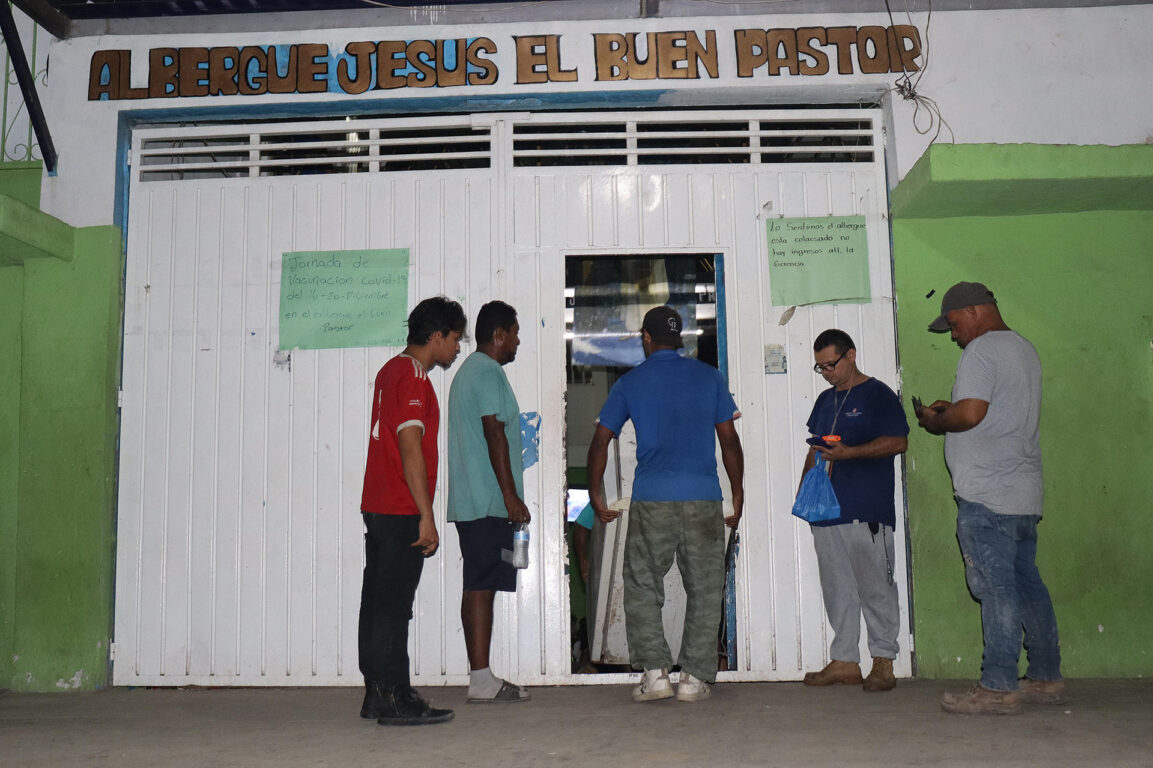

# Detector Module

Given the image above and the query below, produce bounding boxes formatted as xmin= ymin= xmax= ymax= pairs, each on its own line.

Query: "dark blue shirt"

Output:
xmin=597 ymin=350 xmax=740 ymax=501
xmin=805 ymin=377 xmax=908 ymax=527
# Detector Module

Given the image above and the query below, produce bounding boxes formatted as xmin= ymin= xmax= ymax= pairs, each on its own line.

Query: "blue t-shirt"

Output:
xmin=596 ymin=350 xmax=740 ymax=502
xmin=805 ymin=377 xmax=909 ymax=527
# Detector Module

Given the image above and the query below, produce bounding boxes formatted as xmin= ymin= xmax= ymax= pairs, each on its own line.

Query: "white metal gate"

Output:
xmin=114 ymin=108 xmax=910 ymax=686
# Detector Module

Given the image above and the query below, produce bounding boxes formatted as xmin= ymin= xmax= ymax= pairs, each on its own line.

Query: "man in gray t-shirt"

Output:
xmin=917 ymin=281 xmax=1062 ymax=715
xmin=944 ymin=329 xmax=1043 ymax=517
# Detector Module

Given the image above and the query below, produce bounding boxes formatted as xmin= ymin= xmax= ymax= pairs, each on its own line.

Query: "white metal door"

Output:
xmin=507 ymin=110 xmax=909 ymax=681
xmin=115 ymin=109 xmax=909 ymax=686
xmin=115 ymin=116 xmax=504 ymax=685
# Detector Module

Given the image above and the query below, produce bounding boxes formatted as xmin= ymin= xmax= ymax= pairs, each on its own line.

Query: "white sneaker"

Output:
xmin=676 ymin=672 xmax=711 ymax=702
xmin=632 ymin=668 xmax=674 ymax=702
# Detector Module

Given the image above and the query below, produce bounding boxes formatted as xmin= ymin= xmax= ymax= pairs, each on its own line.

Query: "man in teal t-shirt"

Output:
xmin=448 ymin=300 xmax=532 ymax=704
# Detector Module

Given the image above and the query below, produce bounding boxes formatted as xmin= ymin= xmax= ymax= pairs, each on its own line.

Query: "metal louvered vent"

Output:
xmin=511 ymin=116 xmax=874 ymax=167
xmin=134 ymin=110 xmax=878 ymax=182
xmin=136 ymin=122 xmax=492 ymax=181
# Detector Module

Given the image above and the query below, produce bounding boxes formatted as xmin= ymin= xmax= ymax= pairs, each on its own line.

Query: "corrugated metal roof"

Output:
xmin=13 ymin=0 xmax=553 ymax=38
xmin=13 ymin=0 xmax=1153 ymax=40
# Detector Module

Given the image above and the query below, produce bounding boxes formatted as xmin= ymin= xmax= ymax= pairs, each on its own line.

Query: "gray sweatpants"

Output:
xmin=623 ymin=500 xmax=726 ymax=683
xmin=811 ymin=521 xmax=900 ymax=663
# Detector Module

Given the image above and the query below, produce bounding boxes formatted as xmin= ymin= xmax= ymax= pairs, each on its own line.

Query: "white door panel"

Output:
xmin=116 ymin=110 xmax=908 ymax=686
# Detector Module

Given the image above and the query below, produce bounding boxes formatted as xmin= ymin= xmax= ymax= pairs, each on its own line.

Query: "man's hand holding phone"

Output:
xmin=914 ymin=396 xmax=951 ymax=434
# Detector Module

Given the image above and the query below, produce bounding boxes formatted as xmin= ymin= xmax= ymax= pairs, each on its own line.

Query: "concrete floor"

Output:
xmin=3 ymin=679 xmax=1152 ymax=767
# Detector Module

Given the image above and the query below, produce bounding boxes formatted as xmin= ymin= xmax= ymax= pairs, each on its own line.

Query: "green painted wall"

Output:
xmin=1 ymin=162 xmax=123 ymax=691
xmin=0 ymin=162 xmax=41 ymax=691
xmin=894 ymin=210 xmax=1153 ymax=678
xmin=0 ymin=261 xmax=22 ymax=690
xmin=0 ymin=162 xmax=42 ymax=207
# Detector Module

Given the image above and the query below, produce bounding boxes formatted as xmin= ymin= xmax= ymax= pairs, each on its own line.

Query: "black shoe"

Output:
xmin=377 ymin=685 xmax=454 ymax=726
xmin=360 ymin=681 xmax=386 ymax=719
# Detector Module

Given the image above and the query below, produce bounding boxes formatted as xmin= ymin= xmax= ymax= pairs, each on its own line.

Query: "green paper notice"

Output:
xmin=279 ymin=249 xmax=409 ymax=350
xmin=767 ymin=216 xmax=870 ymax=307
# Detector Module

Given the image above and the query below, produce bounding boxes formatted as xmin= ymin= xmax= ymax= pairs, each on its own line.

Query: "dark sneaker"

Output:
xmin=360 ymin=681 xmax=384 ymax=719
xmin=803 ymin=660 xmax=864 ymax=686
xmin=1019 ymin=677 xmax=1067 ymax=704
xmin=940 ymin=684 xmax=1022 ymax=715
xmin=377 ymin=686 xmax=455 ymax=726
xmin=863 ymin=657 xmax=896 ymax=692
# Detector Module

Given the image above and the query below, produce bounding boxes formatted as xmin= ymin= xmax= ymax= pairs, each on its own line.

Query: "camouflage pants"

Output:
xmin=623 ymin=499 xmax=726 ymax=683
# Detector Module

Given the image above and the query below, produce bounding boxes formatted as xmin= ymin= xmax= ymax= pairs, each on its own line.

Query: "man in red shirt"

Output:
xmin=359 ymin=296 xmax=466 ymax=726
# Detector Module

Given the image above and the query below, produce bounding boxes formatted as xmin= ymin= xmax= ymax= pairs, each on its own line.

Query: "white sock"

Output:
xmin=469 ymin=667 xmax=501 ymax=698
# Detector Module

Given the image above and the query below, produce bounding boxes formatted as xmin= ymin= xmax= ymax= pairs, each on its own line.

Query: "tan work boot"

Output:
xmin=862 ymin=657 xmax=896 ymax=692
xmin=1019 ymin=677 xmax=1067 ymax=704
xmin=940 ymin=684 xmax=1022 ymax=715
xmin=803 ymin=660 xmax=864 ymax=686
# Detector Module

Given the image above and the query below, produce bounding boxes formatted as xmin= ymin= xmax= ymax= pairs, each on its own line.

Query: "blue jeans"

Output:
xmin=955 ymin=499 xmax=1061 ymax=691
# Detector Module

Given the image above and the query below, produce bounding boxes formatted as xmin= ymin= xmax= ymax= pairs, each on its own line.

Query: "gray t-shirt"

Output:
xmin=944 ymin=330 xmax=1043 ymax=516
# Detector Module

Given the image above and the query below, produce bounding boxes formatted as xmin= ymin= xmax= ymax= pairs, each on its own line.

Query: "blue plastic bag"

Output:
xmin=791 ymin=454 xmax=841 ymax=523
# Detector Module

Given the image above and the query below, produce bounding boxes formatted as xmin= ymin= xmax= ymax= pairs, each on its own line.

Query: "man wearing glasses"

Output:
xmin=798 ymin=329 xmax=908 ymax=692
xmin=917 ymin=282 xmax=1063 ymax=715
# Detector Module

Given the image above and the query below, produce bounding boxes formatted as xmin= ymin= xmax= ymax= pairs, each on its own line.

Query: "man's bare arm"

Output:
xmin=397 ymin=425 xmax=439 ymax=555
xmin=481 ymin=414 xmax=530 ymax=524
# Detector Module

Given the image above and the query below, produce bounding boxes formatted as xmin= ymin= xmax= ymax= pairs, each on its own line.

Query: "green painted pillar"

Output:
xmin=11 ymin=226 xmax=122 ymax=691
xmin=1 ymin=162 xmax=123 ymax=691
xmin=1 ymin=162 xmax=41 ymax=692
xmin=892 ymin=144 xmax=1153 ymax=678
xmin=0 ymin=264 xmax=22 ymax=690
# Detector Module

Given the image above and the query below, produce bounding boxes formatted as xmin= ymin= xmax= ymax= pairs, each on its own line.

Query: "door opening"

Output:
xmin=562 ymin=252 xmax=727 ymax=675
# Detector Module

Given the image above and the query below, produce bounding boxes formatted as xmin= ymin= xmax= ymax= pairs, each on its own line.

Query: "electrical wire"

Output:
xmin=350 ymin=0 xmax=953 ymax=143
xmin=883 ymin=0 xmax=954 ymax=144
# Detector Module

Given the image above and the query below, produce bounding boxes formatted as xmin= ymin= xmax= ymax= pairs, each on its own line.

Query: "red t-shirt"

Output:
xmin=360 ymin=354 xmax=439 ymax=516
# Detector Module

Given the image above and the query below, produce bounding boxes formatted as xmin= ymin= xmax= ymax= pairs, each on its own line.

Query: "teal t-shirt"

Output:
xmin=447 ymin=351 xmax=524 ymax=522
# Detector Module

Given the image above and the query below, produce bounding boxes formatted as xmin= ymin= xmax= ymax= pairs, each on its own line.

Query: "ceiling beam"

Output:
xmin=9 ymin=0 xmax=70 ymax=39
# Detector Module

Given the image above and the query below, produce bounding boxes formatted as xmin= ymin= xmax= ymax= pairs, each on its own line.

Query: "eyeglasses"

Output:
xmin=813 ymin=351 xmax=846 ymax=373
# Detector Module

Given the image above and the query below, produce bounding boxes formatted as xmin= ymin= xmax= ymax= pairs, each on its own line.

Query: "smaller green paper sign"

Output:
xmin=767 ymin=216 xmax=870 ymax=307
xmin=279 ymin=248 xmax=409 ymax=350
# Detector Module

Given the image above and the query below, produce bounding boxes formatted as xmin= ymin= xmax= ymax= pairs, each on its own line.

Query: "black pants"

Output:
xmin=358 ymin=513 xmax=424 ymax=686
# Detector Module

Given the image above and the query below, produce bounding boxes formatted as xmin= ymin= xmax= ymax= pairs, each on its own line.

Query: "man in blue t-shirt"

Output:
xmin=587 ymin=306 xmax=744 ymax=704
xmin=798 ymin=329 xmax=908 ymax=692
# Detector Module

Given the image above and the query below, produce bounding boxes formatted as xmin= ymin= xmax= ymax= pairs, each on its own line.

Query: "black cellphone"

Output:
xmin=912 ymin=396 xmax=925 ymax=412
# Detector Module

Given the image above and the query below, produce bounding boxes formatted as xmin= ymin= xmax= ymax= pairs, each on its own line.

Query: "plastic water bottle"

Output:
xmin=511 ymin=523 xmax=530 ymax=569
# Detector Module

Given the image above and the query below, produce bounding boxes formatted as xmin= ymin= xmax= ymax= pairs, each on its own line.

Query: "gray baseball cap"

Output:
xmin=928 ymin=281 xmax=997 ymax=332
